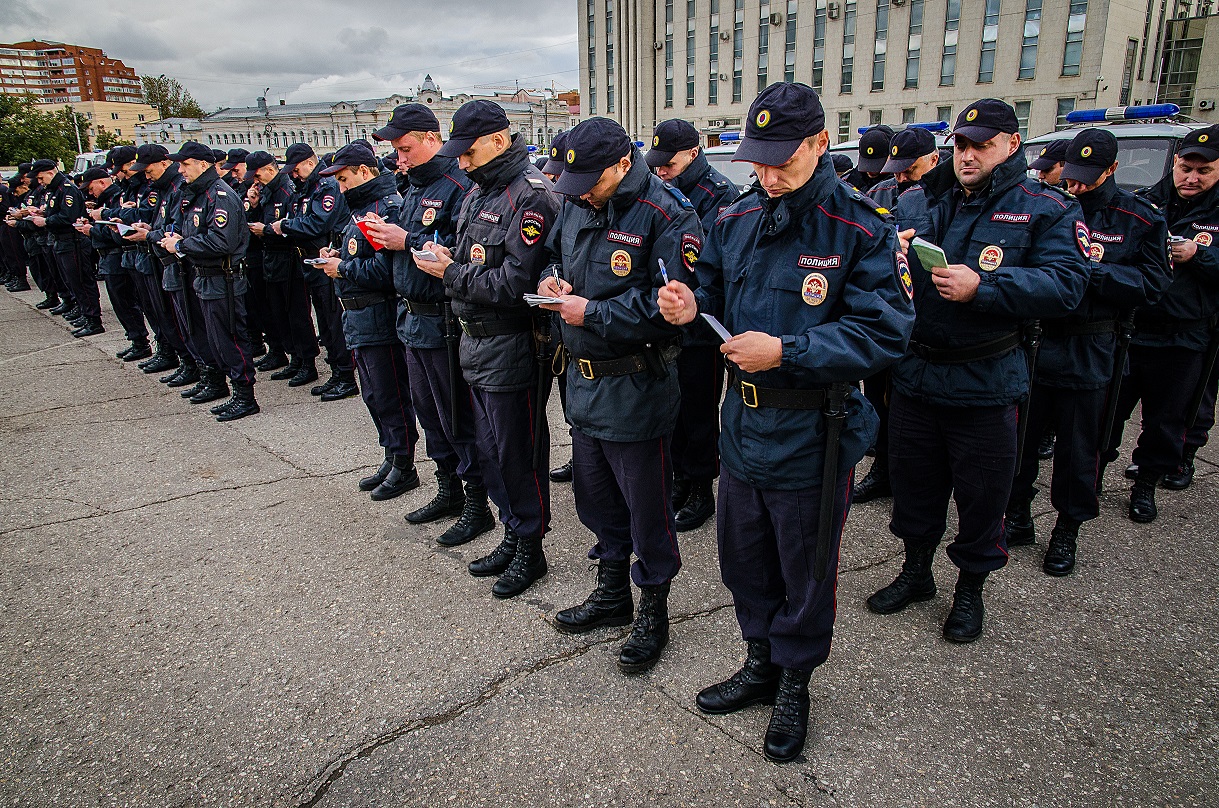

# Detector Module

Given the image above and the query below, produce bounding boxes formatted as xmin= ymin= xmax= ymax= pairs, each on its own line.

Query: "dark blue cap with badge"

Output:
xmin=222 ymin=148 xmax=249 ymax=169
xmin=30 ymin=159 xmax=58 ymax=174
xmin=107 ymin=145 xmax=138 ymax=173
xmin=733 ymin=82 xmax=825 ymax=167
xmin=857 ymin=125 xmax=895 ymax=173
xmin=244 ymin=150 xmax=277 ymax=173
xmin=644 ymin=119 xmax=701 ymax=168
xmin=1177 ymin=124 xmax=1219 ymax=162
xmin=552 ymin=117 xmax=633 ymax=197
xmin=211 ymin=148 xmax=227 ymax=163
xmin=1062 ymin=130 xmax=1119 ymax=185
xmin=831 ymin=153 xmax=855 ymax=174
xmin=542 ymin=130 xmax=569 ymax=176
xmin=952 ymin=98 xmax=1019 ymax=143
xmin=1029 ymin=138 xmax=1070 ymax=172
xmin=373 ymin=103 xmax=440 ymax=142
xmin=436 ymin=100 xmax=511 ymax=158
xmin=319 ymin=139 xmax=380 ymax=176
xmin=881 ymin=127 xmax=935 ymax=174
xmin=283 ymin=142 xmax=315 ymax=174
xmin=131 ymin=143 xmax=169 ymax=171
xmin=81 ymin=167 xmax=110 ymax=184
xmin=168 ymin=141 xmax=217 ymax=162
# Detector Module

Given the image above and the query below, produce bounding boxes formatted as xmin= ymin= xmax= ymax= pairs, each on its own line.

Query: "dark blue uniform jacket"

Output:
xmin=256 ymin=171 xmax=298 ymax=283
xmin=43 ymin=172 xmax=86 ymax=250
xmin=173 ymin=168 xmax=249 ymax=302
xmin=336 ymin=172 xmax=402 ymax=349
xmin=282 ymin=168 xmax=348 ymax=286
xmin=868 ymin=177 xmax=933 ymax=235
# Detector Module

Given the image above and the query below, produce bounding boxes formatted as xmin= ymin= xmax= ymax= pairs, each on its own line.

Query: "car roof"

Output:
xmin=1025 ymin=121 xmax=1202 ymax=144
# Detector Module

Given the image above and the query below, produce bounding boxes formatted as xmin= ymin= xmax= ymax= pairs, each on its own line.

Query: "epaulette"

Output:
xmin=662 ymin=182 xmax=694 ymax=209
xmin=849 ymin=190 xmax=893 ymax=221
xmin=525 ymin=175 xmax=547 ymax=190
xmin=1037 ymin=180 xmax=1072 ymax=200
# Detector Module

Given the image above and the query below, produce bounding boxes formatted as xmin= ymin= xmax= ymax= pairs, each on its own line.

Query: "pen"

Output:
xmin=658 ymin=258 xmax=670 ymax=284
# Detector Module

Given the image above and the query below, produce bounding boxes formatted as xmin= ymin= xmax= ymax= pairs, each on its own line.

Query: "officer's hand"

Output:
xmin=657 ymin=280 xmax=697 ymax=325
xmin=320 ymin=257 xmax=342 ymax=278
xmin=897 ymin=228 xmax=915 ymax=255
xmin=540 ymin=294 xmax=588 ymax=326
xmin=123 ymin=228 xmax=148 ymax=242
xmin=31 ymin=215 xmax=46 ymax=227
xmin=88 ymin=208 xmax=103 ymax=221
xmin=415 ymin=242 xmax=453 ymax=278
xmin=930 ymin=264 xmax=980 ymax=302
xmin=537 ymin=276 xmax=572 ymax=297
xmin=270 ymin=220 xmax=283 ymax=236
xmin=319 ymin=247 xmax=339 ymax=259
xmin=159 ymin=233 xmax=183 ymax=254
xmin=721 ymin=331 xmax=782 ymax=373
xmin=120 ymin=201 xmax=136 ymax=209
xmin=1170 ymin=239 xmax=1198 ymax=263
xmin=363 ymin=221 xmax=408 ymax=251
xmin=249 ymin=222 xmax=266 ymax=236
xmin=74 ymin=221 xmax=91 ymax=236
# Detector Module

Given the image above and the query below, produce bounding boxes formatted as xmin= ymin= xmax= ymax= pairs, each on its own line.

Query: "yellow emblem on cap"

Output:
xmin=550 ymin=147 xmax=557 ymax=158
xmin=966 ymin=109 xmax=979 ymax=121
xmin=978 ymin=245 xmax=1003 ymax=272
xmin=1081 ymin=146 xmax=1093 ymax=158
xmin=891 ymin=145 xmax=899 ymax=155
xmin=756 ymin=109 xmax=771 ymax=128
xmin=566 ymin=149 xmax=576 ymax=164
xmin=449 ymin=120 xmax=455 ymax=133
xmin=1040 ymin=148 xmax=1047 ymax=156
xmin=1201 ymin=134 xmax=1210 ymax=143
xmin=610 ymin=249 xmax=632 ymax=277
xmin=653 ymin=135 xmax=660 ymax=146
xmin=866 ymin=147 xmax=874 ymax=155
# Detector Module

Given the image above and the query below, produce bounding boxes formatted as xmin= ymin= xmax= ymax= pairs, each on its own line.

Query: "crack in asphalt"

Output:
xmin=0 ymin=339 xmax=80 ymax=366
xmin=0 ymin=389 xmax=163 ymax=420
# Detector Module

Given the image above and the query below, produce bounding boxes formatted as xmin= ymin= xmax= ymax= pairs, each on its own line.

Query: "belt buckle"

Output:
xmin=578 ymin=358 xmax=595 ymax=380
xmin=740 ymin=381 xmax=759 ymax=408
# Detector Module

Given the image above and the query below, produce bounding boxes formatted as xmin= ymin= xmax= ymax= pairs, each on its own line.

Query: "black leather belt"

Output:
xmin=401 ymin=299 xmax=443 ymax=316
xmin=573 ymin=353 xmax=648 ymax=380
xmin=731 ymin=374 xmax=829 ymax=409
xmin=458 ymin=316 xmax=533 ymax=338
xmin=1041 ymin=319 xmax=1117 ymax=338
xmin=909 ymin=331 xmax=1022 ymax=364
xmin=1134 ymin=317 xmax=1216 ymax=335
xmin=339 ymin=292 xmax=394 ymax=311
xmin=194 ymin=265 xmax=232 ymax=277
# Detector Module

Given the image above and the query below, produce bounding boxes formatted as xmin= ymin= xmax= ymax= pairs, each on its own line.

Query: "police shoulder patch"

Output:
xmin=681 ymin=233 xmax=701 ymax=271
xmin=214 ymin=210 xmax=228 ymax=228
xmin=1074 ymin=220 xmax=1092 ymax=258
xmin=896 ymin=251 xmax=914 ymax=301
xmin=321 ymin=195 xmax=335 ymax=212
xmin=663 ymin=183 xmax=694 ymax=209
xmin=520 ymin=210 xmax=545 ymax=246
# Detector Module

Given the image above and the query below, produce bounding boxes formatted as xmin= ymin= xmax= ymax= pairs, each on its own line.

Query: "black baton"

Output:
xmin=1014 ymin=320 xmax=1043 ymax=471
xmin=443 ymin=301 xmax=460 ymax=427
xmin=815 ymin=383 xmax=849 ymax=583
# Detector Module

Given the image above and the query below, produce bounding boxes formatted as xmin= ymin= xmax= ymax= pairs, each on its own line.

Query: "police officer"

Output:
xmin=855 ymin=127 xmax=939 ymax=504
xmin=1029 ymin=139 xmax=1070 ymax=187
xmin=659 ymin=82 xmax=914 ymax=762
xmin=1007 ymin=129 xmax=1170 ymax=575
xmin=7 ymin=165 xmax=57 ymax=309
xmin=272 ymin=142 xmax=357 ymax=400
xmin=1105 ymin=124 xmax=1219 ymax=521
xmin=645 ymin=118 xmax=738 ymax=531
xmin=831 ymin=153 xmax=855 ymax=179
xmin=103 ymin=146 xmax=157 ymax=362
xmin=158 ymin=141 xmax=258 ymax=422
xmin=30 ymin=159 xmax=104 ymax=336
xmin=0 ymin=172 xmax=31 ymax=292
xmin=539 ymin=117 xmax=699 ymax=673
xmin=364 ymin=103 xmax=495 ymax=543
xmin=223 ymin=148 xmax=274 ymax=365
xmin=869 ymin=99 xmax=1090 ymax=642
xmin=845 ymin=125 xmax=894 ymax=194
xmin=540 ymin=130 xmax=576 ymax=485
xmin=413 ymin=100 xmax=561 ymax=599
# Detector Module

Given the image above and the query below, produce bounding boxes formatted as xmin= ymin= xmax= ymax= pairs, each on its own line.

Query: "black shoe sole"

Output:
xmin=492 ymin=569 xmax=546 ymax=599
xmin=696 ymin=691 xmax=778 ymax=715
xmin=943 ymin=627 xmax=984 ymax=644
xmin=551 ymin=613 xmax=633 ymax=635
xmin=675 ymin=510 xmax=714 ymax=532
xmin=369 ymin=478 xmax=421 ymax=502
xmin=436 ymin=516 xmax=495 ymax=546
xmin=865 ymin=589 xmax=936 ymax=615
xmin=1128 ymin=511 xmax=1156 ymax=524
xmin=618 ymin=651 xmax=665 ymax=675
xmin=404 ymin=503 xmax=465 ymax=524
xmin=763 ymin=740 xmax=807 ymax=763
xmin=1042 ymin=564 xmax=1075 ymax=577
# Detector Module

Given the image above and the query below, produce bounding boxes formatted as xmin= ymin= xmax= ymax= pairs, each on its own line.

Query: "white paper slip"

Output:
xmin=911 ymin=237 xmax=949 ymax=270
xmin=523 ymin=294 xmax=564 ymax=306
xmin=410 ymin=248 xmax=439 ymax=262
xmin=700 ymin=313 xmax=733 ymax=343
xmin=95 ymin=220 xmax=136 ymax=235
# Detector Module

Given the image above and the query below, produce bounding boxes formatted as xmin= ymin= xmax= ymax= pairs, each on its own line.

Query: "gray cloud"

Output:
xmin=1 ymin=0 xmax=578 ymax=111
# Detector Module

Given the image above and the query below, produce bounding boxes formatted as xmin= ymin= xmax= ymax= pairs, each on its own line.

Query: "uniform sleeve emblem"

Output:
xmin=520 ymin=210 xmax=544 ymax=246
xmin=213 ymin=211 xmax=228 ymax=228
xmin=682 ymin=233 xmax=701 ymax=271
xmin=1074 ymin=221 xmax=1092 ymax=258
xmin=321 ymin=195 xmax=335 ymax=212
xmin=801 ymin=273 xmax=829 ymax=306
xmin=148 ymin=193 xmax=158 ymax=207
xmin=64 ymin=195 xmax=73 ymax=206
xmin=421 ymin=206 xmax=437 ymax=226
xmin=896 ymin=252 xmax=914 ymax=301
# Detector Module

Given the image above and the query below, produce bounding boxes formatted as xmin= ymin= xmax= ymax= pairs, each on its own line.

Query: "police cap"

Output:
xmin=319 ymin=139 xmax=380 ymax=176
xmin=436 ymin=100 xmax=511 ymax=158
xmin=1028 ymin=138 xmax=1070 ymax=172
xmin=644 ymin=119 xmax=700 ymax=168
xmin=881 ymin=127 xmax=936 ymax=174
xmin=283 ymin=142 xmax=316 ymax=175
xmin=1177 ymin=124 xmax=1219 ymax=162
xmin=107 ymin=145 xmax=138 ymax=174
xmin=81 ymin=167 xmax=110 ymax=184
xmin=373 ymin=103 xmax=440 ymax=142
xmin=131 ymin=144 xmax=170 ymax=171
xmin=211 ymin=148 xmax=227 ymax=164
xmin=952 ymin=99 xmax=1019 ymax=143
xmin=244 ymin=151 xmax=278 ymax=173
xmin=381 ymin=154 xmax=400 ymax=173
xmin=857 ymin=125 xmax=896 ymax=173
xmin=30 ymin=159 xmax=59 ymax=174
xmin=542 ymin=130 xmax=569 ymax=176
xmin=552 ymin=117 xmax=632 ymax=197
xmin=1061 ymin=130 xmax=1119 ymax=185
xmin=222 ymin=148 xmax=250 ymax=169
xmin=733 ymin=82 xmax=825 ymax=167
xmin=831 ymin=153 xmax=855 ymax=174
xmin=167 ymin=142 xmax=215 ymax=162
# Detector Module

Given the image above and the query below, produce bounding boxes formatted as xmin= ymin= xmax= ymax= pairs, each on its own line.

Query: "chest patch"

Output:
xmin=1197 ymin=232 xmax=1214 ymax=247
xmin=321 ymin=195 xmax=335 ymax=212
xmin=477 ymin=210 xmax=501 ymax=224
xmin=470 ymin=243 xmax=486 ymax=265
xmin=991 ymin=212 xmax=1030 ymax=223
xmin=896 ymin=252 xmax=914 ymax=301
xmin=421 ymin=206 xmax=437 ymax=226
xmin=798 ymin=254 xmax=841 ymax=270
xmin=1091 ymin=231 xmax=1124 ymax=243
xmin=978 ymin=245 xmax=1004 ymax=272
xmin=348 ymin=237 xmax=358 ymax=256
xmin=420 ymin=198 xmax=443 ymax=208
xmin=801 ymin=273 xmax=829 ymax=306
xmin=1089 ymin=242 xmax=1105 ymax=261
xmin=1074 ymin=221 xmax=1092 ymax=258
xmin=193 ymin=213 xmax=200 ymax=228
xmin=1191 ymin=222 xmax=1219 ymax=232
xmin=610 ymin=249 xmax=632 ymax=276
xmin=607 ymin=230 xmax=644 ymax=248
xmin=520 ymin=210 xmax=544 ymax=246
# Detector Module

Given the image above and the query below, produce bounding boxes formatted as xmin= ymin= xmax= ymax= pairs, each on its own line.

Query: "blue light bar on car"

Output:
xmin=718 ymin=131 xmax=741 ymax=142
xmin=1065 ymin=104 xmax=1180 ymax=123
xmin=634 ymin=141 xmax=645 ymax=148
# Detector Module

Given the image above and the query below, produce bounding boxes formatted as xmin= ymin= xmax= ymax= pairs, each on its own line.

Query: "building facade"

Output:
xmin=582 ymin=0 xmax=1217 ymax=145
xmin=40 ymin=100 xmax=161 ymax=150
xmin=0 ymin=41 xmax=143 ymax=105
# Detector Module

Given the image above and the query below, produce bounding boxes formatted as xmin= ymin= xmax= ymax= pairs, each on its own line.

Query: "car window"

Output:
xmin=705 ymin=151 xmax=756 ymax=190
xmin=1112 ymin=138 xmax=1174 ymax=191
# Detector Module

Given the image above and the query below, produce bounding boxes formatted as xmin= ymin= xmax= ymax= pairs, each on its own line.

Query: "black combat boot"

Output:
xmin=696 ymin=640 xmax=782 ymax=714
xmin=122 ymin=341 xmax=152 ymax=362
xmin=1043 ymin=517 xmax=1079 ymax=577
xmin=287 ymin=358 xmax=319 ymax=387
xmin=1124 ymin=463 xmax=1139 ymax=480
xmin=491 ymin=534 xmax=547 ymax=598
xmin=1129 ymin=471 xmax=1158 ymax=523
xmin=359 ymin=451 xmax=393 ymax=492
xmin=250 ymin=341 xmax=267 ymax=359
xmin=215 ymin=380 xmax=259 ymax=422
xmin=369 ymin=454 xmax=420 ymax=501
xmin=9 ymin=274 xmax=30 ymax=292
xmin=436 ymin=483 xmax=495 ymax=546
xmin=553 ymin=559 xmax=634 ymax=634
xmin=851 ymin=459 xmax=891 ymax=503
xmin=71 ymin=317 xmax=104 ymax=337
xmin=36 ymin=293 xmax=59 ymax=310
xmin=548 ymin=458 xmax=573 ymax=483
xmin=62 ymin=306 xmax=81 ymax=321
xmin=764 ymin=667 xmax=813 ymax=762
xmin=1037 ymin=431 xmax=1056 ymax=460
xmin=141 ymin=347 xmax=179 ymax=374
xmin=406 ymin=471 xmax=465 ymax=523
xmin=269 ymin=355 xmax=301 ymax=381
xmin=468 ymin=527 xmax=517 ymax=578
xmin=1162 ymin=447 xmax=1197 ymax=491
xmin=311 ymin=370 xmax=339 ymax=396
xmin=319 ymin=369 xmax=358 ymax=401
xmin=180 ymin=371 xmax=208 ymax=399
xmin=942 ymin=570 xmax=988 ymax=643
xmin=866 ymin=544 xmax=937 ymax=614
xmin=165 ymin=357 xmax=200 ymax=388
xmin=48 ymin=299 xmax=72 ymax=315
xmin=671 ymin=475 xmax=691 ymax=512
xmin=1003 ymin=499 xmax=1036 ymax=547
xmin=191 ymin=369 xmax=229 ymax=406
xmin=256 ymin=350 xmax=289 ymax=372
xmin=617 ymin=582 xmax=670 ymax=674
xmin=675 ymin=479 xmax=715 ymax=532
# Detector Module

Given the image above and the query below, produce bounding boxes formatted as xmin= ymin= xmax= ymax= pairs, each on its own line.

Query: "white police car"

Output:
xmin=702 ymin=132 xmax=755 ymax=192
xmin=1023 ymin=104 xmax=1204 ymax=192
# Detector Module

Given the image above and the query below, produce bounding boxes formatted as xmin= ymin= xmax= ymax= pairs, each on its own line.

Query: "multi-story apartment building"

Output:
xmin=0 ymin=41 xmax=144 ymax=105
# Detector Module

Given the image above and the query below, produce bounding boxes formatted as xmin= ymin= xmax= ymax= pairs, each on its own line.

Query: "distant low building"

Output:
xmin=134 ymin=117 xmax=204 ymax=147
xmin=41 ymin=100 xmax=161 ymax=150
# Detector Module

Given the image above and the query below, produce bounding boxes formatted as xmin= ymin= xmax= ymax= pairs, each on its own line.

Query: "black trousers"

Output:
xmin=264 ymin=256 xmax=317 ymax=360
xmin=672 ymin=345 xmax=724 ymax=482
xmin=200 ymin=291 xmax=255 ymax=385
xmin=1010 ymin=384 xmax=1106 ymax=524
xmin=243 ymin=253 xmax=277 ymax=353
xmin=861 ymin=368 xmax=892 ymax=466
xmin=572 ymin=430 xmax=681 ymax=588
xmin=718 ymin=465 xmax=852 ymax=671
xmin=170 ymin=282 xmax=218 ymax=367
xmin=1107 ymin=344 xmax=1205 ymax=477
xmin=100 ymin=254 xmax=147 ymax=343
xmin=470 ymin=386 xmax=550 ymax=539
xmin=405 ymin=343 xmax=482 ymax=485
xmin=1185 ymin=350 xmax=1219 ymax=452
xmin=29 ymin=250 xmax=58 ymax=296
xmin=308 ymin=280 xmax=352 ymax=372
xmin=52 ymin=244 xmax=100 ymax=318
xmin=353 ymin=344 xmax=418 ymax=455
xmin=132 ymin=264 xmax=186 ymax=354
xmin=888 ymin=392 xmax=1015 ymax=574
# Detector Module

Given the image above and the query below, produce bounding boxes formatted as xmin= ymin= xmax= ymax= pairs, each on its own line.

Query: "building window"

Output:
xmin=841 ymin=0 xmax=857 ymax=93
xmin=1019 ymin=0 xmax=1041 ymax=80
xmin=1056 ymin=97 xmax=1075 ymax=130
xmin=733 ymin=0 xmax=744 ymax=102
xmin=1120 ymin=38 xmax=1138 ymax=105
xmin=813 ymin=0 xmax=827 ymax=91
xmin=665 ymin=0 xmax=674 ymax=107
xmin=978 ymin=0 xmax=1000 ymax=83
xmin=758 ymin=0 xmax=769 ymax=94
xmin=587 ymin=0 xmax=596 ymax=115
xmin=838 ymin=111 xmax=851 ymax=143
xmin=936 ymin=104 xmax=952 ymax=123
xmin=709 ymin=0 xmax=720 ymax=105
xmin=607 ymin=84 xmax=615 ymax=113
xmin=1063 ymin=1 xmax=1087 ymax=77
xmin=1138 ymin=0 xmax=1156 ymax=80
xmin=111 ymin=112 xmax=119 ymax=120
xmin=605 ymin=3 xmax=615 ymax=112
xmin=869 ymin=109 xmax=882 ymax=126
xmin=902 ymin=107 xmax=916 ymax=123
xmin=686 ymin=1 xmax=696 ymax=106
xmin=1014 ymin=101 xmax=1031 ymax=138
xmin=784 ymin=0 xmax=797 ymax=83
xmin=872 ymin=0 xmax=889 ymax=91
xmin=905 ymin=0 xmax=923 ymax=89
xmin=941 ymin=0 xmax=959 ymax=86
xmin=137 ymin=114 xmax=145 ymax=121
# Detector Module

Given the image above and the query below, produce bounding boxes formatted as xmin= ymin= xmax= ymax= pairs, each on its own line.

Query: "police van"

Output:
xmin=71 ymin=150 xmax=108 ymax=175
xmin=1022 ymin=104 xmax=1203 ymax=192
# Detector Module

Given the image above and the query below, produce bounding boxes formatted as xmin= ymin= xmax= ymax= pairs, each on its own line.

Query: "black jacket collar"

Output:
xmin=671 ymin=151 xmax=710 ymax=196
xmin=344 ymin=171 xmax=397 ymax=210
xmin=467 ymin=134 xmax=530 ymax=192
xmin=408 ymin=153 xmax=457 ymax=189
xmin=1076 ymin=175 xmax=1119 ymax=215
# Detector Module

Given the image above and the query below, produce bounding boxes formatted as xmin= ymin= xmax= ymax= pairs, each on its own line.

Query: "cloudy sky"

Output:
xmin=2 ymin=0 xmax=579 ymax=110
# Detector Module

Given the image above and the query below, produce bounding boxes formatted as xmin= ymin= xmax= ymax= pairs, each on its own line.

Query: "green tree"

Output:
xmin=141 ymin=75 xmax=205 ymax=119
xmin=0 ymin=95 xmax=83 ymax=166
xmin=95 ymin=126 xmax=135 ymax=149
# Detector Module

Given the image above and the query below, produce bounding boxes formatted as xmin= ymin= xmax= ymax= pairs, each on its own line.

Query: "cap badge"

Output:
xmin=756 ymin=109 xmax=771 ymax=128
xmin=866 ymin=147 xmax=874 ymax=155
xmin=566 ymin=149 xmax=576 ymax=164
xmin=470 ymin=243 xmax=485 ymax=265
xmin=978 ymin=245 xmax=1003 ymax=272
xmin=1200 ymin=134 xmax=1210 ymax=143
xmin=891 ymin=146 xmax=899 ymax=156
xmin=653 ymin=135 xmax=660 ymax=146
xmin=801 ymin=272 xmax=828 ymax=306
xmin=550 ymin=147 xmax=557 ymax=158
xmin=1040 ymin=148 xmax=1047 ymax=156
xmin=1081 ymin=146 xmax=1093 ymax=158
xmin=449 ymin=120 xmax=455 ymax=133
xmin=966 ymin=109 xmax=979 ymax=122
